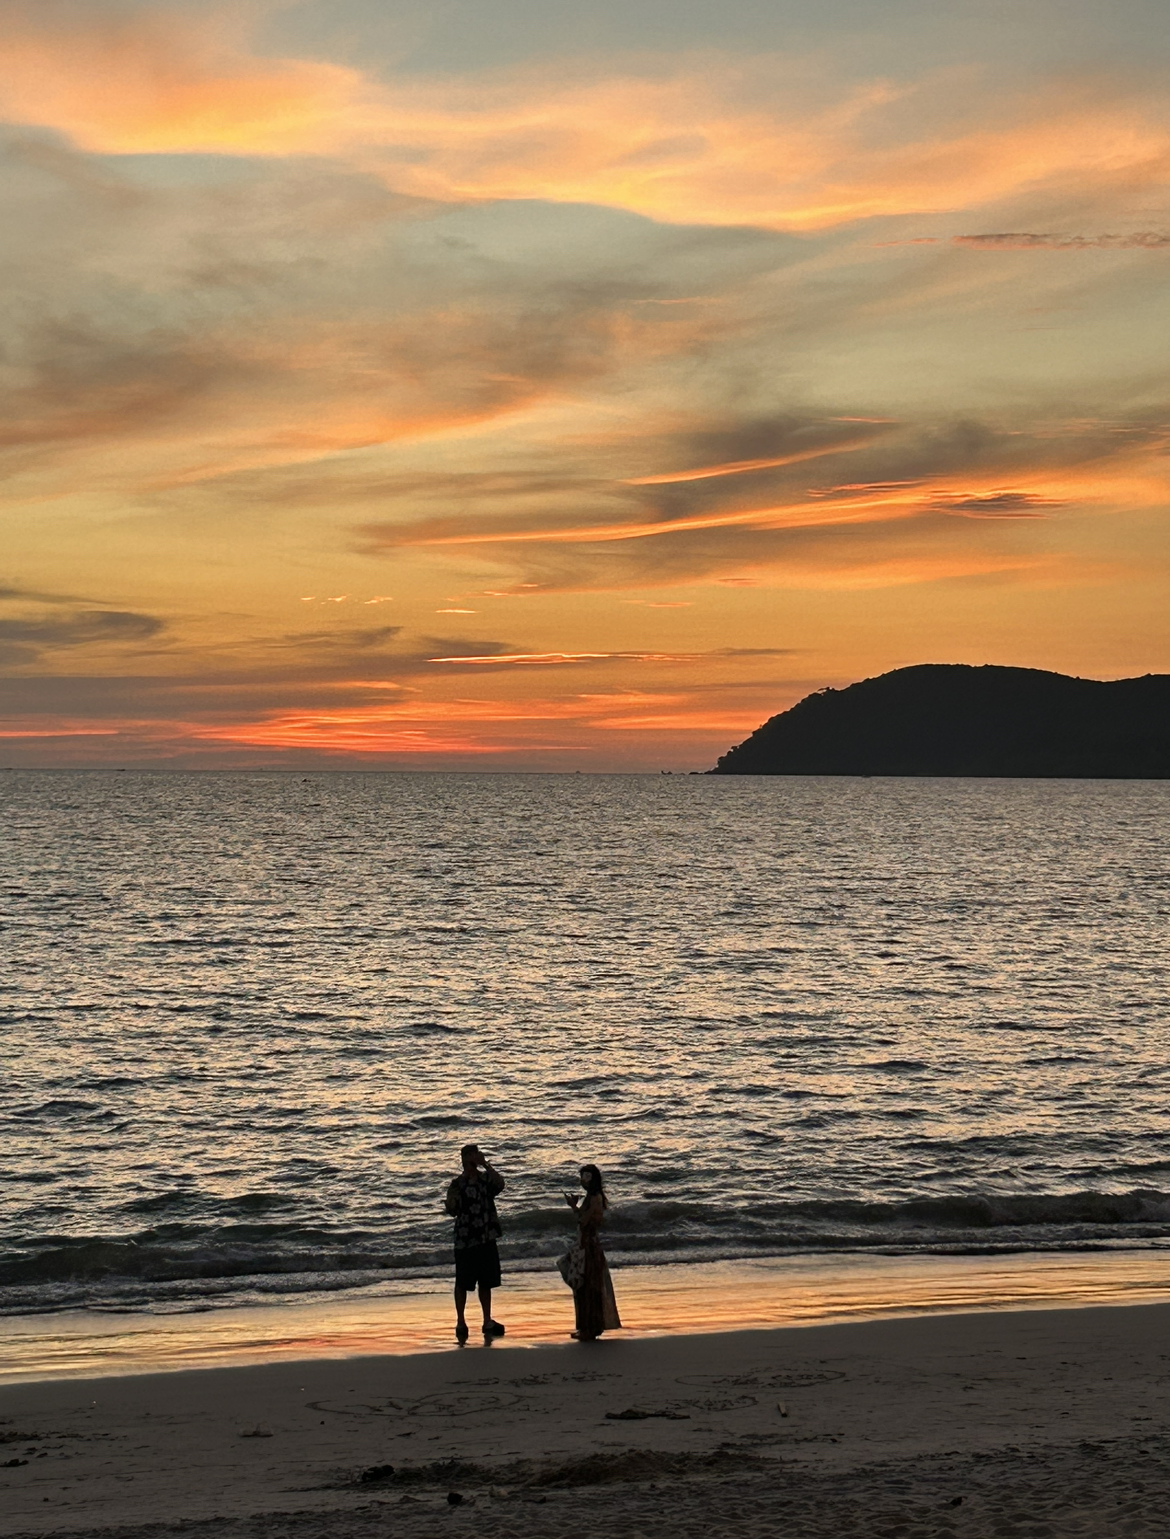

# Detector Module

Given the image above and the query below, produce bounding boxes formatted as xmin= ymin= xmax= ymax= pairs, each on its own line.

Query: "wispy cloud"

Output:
xmin=356 ymin=408 xmax=1169 ymax=594
xmin=427 ymin=650 xmax=702 ymax=666
xmin=928 ymin=491 xmax=1059 ymax=518
xmin=623 ymin=440 xmax=874 ymax=485
xmin=954 ymin=231 xmax=1170 ymax=250
xmin=0 ymin=586 xmax=165 ymax=667
xmin=5 ymin=8 xmax=1170 ymax=231
xmin=1 ymin=127 xmax=734 ymax=498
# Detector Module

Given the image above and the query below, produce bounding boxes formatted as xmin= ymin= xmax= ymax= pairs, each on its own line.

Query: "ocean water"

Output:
xmin=2 ymin=770 xmax=1169 ymax=1321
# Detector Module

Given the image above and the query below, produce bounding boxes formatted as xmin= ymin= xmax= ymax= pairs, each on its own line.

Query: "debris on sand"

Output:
xmin=606 ymin=1408 xmax=691 ymax=1422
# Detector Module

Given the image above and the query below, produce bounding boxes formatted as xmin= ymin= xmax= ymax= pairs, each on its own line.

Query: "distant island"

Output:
xmin=710 ymin=664 xmax=1170 ymax=777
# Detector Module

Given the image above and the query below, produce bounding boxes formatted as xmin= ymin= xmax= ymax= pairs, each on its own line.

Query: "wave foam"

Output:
xmin=3 ymin=1187 xmax=1170 ymax=1313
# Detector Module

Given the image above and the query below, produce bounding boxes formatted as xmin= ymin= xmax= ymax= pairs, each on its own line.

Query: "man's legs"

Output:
xmin=454 ymin=1276 xmax=471 ymax=1341
xmin=456 ymin=1248 xmax=503 ymax=1338
xmin=481 ymin=1243 xmax=504 ymax=1335
xmin=456 ymin=1280 xmax=493 ymax=1333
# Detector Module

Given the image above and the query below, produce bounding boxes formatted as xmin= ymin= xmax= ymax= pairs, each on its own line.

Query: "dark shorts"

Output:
xmin=454 ymin=1240 xmax=501 ymax=1292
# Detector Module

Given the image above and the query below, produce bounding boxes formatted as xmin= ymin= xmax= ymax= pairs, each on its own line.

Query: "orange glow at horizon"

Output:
xmin=183 ymin=692 xmax=767 ymax=753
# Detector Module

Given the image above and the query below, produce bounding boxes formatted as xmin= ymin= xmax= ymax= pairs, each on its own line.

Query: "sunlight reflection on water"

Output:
xmin=2 ymin=771 xmax=1169 ymax=1316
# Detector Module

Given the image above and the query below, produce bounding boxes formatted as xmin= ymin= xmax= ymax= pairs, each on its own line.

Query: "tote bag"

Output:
xmin=556 ymin=1242 xmax=586 ymax=1289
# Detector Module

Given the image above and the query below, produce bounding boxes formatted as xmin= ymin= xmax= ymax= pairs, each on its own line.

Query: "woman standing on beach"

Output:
xmin=564 ymin=1163 xmax=622 ymax=1341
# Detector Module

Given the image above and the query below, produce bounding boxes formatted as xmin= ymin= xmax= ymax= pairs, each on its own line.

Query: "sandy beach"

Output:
xmin=4 ymin=1300 xmax=1169 ymax=1538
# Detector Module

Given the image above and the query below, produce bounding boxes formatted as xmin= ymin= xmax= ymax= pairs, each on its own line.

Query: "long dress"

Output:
xmin=574 ymin=1193 xmax=622 ymax=1339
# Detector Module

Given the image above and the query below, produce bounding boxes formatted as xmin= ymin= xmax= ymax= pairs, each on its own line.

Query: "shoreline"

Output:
xmin=3 ymin=1300 xmax=1169 ymax=1538
xmin=5 ymin=1246 xmax=1170 ymax=1386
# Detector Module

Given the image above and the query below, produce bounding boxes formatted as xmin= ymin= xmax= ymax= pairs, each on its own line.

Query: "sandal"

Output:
xmin=455 ymin=1322 xmax=469 ymax=1343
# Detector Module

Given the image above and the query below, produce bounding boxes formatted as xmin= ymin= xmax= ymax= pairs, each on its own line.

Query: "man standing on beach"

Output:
xmin=445 ymin=1143 xmax=506 ymax=1342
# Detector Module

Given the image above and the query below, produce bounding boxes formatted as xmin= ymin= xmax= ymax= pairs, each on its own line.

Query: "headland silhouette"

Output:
xmin=711 ymin=664 xmax=1170 ymax=777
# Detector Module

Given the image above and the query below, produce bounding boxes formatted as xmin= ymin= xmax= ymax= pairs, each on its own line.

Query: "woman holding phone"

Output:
xmin=564 ymin=1163 xmax=621 ymax=1341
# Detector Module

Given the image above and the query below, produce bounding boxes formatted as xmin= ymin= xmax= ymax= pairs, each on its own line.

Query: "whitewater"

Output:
xmin=3 ymin=770 xmax=1169 ymax=1320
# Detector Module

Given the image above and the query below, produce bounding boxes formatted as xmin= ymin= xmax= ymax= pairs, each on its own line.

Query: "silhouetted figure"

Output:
xmin=445 ymin=1143 xmax=505 ymax=1342
xmin=564 ymin=1163 xmax=621 ymax=1341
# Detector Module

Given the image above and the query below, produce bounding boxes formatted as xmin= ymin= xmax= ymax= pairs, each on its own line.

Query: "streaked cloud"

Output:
xmin=357 ymin=413 xmax=1169 ymax=594
xmin=0 ymin=586 xmax=165 ymax=667
xmin=427 ymin=649 xmax=720 ymax=666
xmin=624 ymin=442 xmax=873 ymax=485
xmin=929 ymin=492 xmax=1060 ymax=519
xmin=954 ymin=231 xmax=1170 ymax=250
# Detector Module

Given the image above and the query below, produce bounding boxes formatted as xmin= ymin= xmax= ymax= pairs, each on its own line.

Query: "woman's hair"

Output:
xmin=579 ymin=1163 xmax=608 ymax=1207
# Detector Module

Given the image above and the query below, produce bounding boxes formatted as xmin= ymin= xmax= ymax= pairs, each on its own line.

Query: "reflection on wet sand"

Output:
xmin=6 ymin=1249 xmax=1170 ymax=1384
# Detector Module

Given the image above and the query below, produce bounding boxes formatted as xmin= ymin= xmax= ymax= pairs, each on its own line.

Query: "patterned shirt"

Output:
xmin=445 ymin=1169 xmax=505 ymax=1249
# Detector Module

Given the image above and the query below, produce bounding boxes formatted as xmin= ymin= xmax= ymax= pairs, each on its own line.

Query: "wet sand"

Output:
xmin=3 ymin=1300 xmax=1170 ymax=1539
xmin=6 ymin=1248 xmax=1170 ymax=1383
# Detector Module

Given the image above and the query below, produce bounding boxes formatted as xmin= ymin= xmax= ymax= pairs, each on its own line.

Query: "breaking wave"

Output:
xmin=4 ymin=1188 xmax=1170 ymax=1314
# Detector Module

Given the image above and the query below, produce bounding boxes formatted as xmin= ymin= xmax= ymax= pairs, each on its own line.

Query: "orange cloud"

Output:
xmin=352 ymin=427 xmax=1169 ymax=599
xmin=623 ymin=438 xmax=876 ymax=485
xmin=388 ymin=486 xmax=1010 ymax=548
xmin=196 ymin=722 xmax=517 ymax=754
xmin=426 ymin=651 xmax=713 ymax=665
xmin=428 ymin=651 xmax=612 ymax=665
xmin=5 ymin=10 xmax=1170 ymax=230
xmin=0 ymin=6 xmax=365 ymax=157
xmin=0 ymin=722 xmax=120 ymax=738
xmin=3 ymin=277 xmax=688 ymax=494
xmin=371 ymin=436 xmax=1169 ymax=572
xmin=929 ymin=491 xmax=1058 ymax=518
xmin=591 ymin=710 xmax=765 ymax=731
xmin=180 ymin=686 xmax=742 ymax=753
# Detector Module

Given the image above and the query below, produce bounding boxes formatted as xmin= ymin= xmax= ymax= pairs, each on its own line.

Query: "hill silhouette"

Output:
xmin=711 ymin=665 xmax=1170 ymax=777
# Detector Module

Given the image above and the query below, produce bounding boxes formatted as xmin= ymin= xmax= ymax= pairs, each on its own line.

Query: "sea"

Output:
xmin=3 ymin=770 xmax=1169 ymax=1369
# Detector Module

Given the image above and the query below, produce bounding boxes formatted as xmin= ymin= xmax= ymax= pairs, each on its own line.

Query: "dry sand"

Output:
xmin=3 ymin=1302 xmax=1170 ymax=1539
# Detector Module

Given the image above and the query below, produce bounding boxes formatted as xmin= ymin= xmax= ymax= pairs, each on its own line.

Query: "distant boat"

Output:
xmin=710 ymin=664 xmax=1170 ymax=777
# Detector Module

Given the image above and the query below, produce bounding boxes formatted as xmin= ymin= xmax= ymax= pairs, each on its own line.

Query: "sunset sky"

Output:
xmin=2 ymin=0 xmax=1168 ymax=770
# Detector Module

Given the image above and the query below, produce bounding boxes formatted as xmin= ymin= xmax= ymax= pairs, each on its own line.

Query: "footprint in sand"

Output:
xmin=310 ymin=1390 xmax=526 ymax=1420
xmin=676 ymin=1370 xmax=845 ymax=1391
xmin=508 ymin=1371 xmax=618 ymax=1387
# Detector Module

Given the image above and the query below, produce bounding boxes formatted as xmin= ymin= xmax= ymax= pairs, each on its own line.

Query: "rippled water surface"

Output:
xmin=2 ymin=771 xmax=1169 ymax=1315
